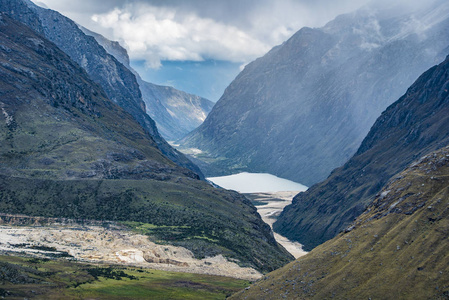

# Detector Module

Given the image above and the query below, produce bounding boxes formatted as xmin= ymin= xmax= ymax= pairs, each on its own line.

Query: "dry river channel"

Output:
xmin=244 ymin=191 xmax=308 ymax=259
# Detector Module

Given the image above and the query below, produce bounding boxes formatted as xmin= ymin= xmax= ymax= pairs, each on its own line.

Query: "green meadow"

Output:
xmin=0 ymin=255 xmax=250 ymax=299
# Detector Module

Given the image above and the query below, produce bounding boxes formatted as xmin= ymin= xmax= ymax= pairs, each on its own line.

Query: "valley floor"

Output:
xmin=244 ymin=191 xmax=308 ymax=258
xmin=0 ymin=255 xmax=250 ymax=299
xmin=0 ymin=215 xmax=261 ymax=281
xmin=0 ymin=191 xmax=306 ymax=282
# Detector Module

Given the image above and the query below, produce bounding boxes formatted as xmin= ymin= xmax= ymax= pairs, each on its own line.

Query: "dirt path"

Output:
xmin=244 ymin=191 xmax=308 ymax=258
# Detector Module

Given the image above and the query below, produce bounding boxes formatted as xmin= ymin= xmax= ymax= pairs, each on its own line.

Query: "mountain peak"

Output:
xmin=180 ymin=0 xmax=449 ymax=186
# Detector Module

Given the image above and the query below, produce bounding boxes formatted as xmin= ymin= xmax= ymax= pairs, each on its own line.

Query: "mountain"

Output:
xmin=139 ymin=82 xmax=214 ymax=141
xmin=231 ymin=145 xmax=449 ymax=299
xmin=0 ymin=12 xmax=292 ymax=272
xmin=0 ymin=0 xmax=202 ymax=176
xmin=180 ymin=0 xmax=449 ymax=186
xmin=274 ymin=53 xmax=449 ymax=251
xmin=80 ymin=27 xmax=215 ymax=142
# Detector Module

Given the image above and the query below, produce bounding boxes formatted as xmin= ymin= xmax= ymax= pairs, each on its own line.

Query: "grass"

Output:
xmin=123 ymin=222 xmax=220 ymax=244
xmin=65 ymin=269 xmax=249 ymax=300
xmin=0 ymin=174 xmax=293 ymax=272
xmin=231 ymin=147 xmax=449 ymax=299
xmin=0 ymin=255 xmax=250 ymax=299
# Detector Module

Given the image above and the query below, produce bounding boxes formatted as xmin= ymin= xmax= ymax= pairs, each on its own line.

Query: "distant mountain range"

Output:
xmin=80 ymin=27 xmax=215 ymax=142
xmin=0 ymin=4 xmax=292 ymax=272
xmin=231 ymin=54 xmax=449 ymax=300
xmin=181 ymin=0 xmax=449 ymax=186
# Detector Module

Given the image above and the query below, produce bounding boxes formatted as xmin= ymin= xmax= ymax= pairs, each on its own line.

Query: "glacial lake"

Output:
xmin=207 ymin=172 xmax=308 ymax=193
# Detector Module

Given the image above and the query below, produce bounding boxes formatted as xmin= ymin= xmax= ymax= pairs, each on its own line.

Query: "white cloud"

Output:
xmin=92 ymin=4 xmax=273 ymax=69
xmin=32 ymin=0 xmax=374 ymax=68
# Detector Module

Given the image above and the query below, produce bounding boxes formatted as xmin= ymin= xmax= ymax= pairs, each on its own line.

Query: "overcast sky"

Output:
xmin=31 ymin=0 xmax=372 ymax=100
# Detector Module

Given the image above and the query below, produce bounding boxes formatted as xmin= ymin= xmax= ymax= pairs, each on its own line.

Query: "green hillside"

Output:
xmin=0 ymin=13 xmax=292 ymax=272
xmin=232 ymin=145 xmax=449 ymax=299
xmin=0 ymin=255 xmax=250 ymax=299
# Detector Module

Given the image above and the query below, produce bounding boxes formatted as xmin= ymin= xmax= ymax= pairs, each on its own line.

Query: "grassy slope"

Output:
xmin=231 ymin=146 xmax=449 ymax=299
xmin=0 ymin=13 xmax=292 ymax=272
xmin=0 ymin=175 xmax=291 ymax=269
xmin=0 ymin=255 xmax=250 ymax=299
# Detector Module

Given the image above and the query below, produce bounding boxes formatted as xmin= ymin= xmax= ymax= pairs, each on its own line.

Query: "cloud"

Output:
xmin=33 ymin=0 xmax=373 ymax=68
xmin=34 ymin=1 xmax=48 ymax=8
xmin=91 ymin=4 xmax=277 ymax=69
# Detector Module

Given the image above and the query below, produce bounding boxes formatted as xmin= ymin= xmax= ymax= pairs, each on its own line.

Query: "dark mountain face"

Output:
xmin=0 ymin=0 xmax=203 ymax=176
xmin=0 ymin=13 xmax=292 ymax=272
xmin=274 ymin=54 xmax=449 ymax=251
xmin=232 ymin=145 xmax=449 ymax=299
xmin=80 ymin=27 xmax=215 ymax=142
xmin=181 ymin=0 xmax=449 ymax=186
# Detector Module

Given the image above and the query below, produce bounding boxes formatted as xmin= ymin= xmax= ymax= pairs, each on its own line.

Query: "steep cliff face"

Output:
xmin=275 ymin=54 xmax=449 ymax=251
xmin=232 ymin=145 xmax=449 ymax=299
xmin=181 ymin=0 xmax=449 ymax=186
xmin=0 ymin=13 xmax=292 ymax=272
xmin=0 ymin=0 xmax=202 ymax=176
xmin=81 ymin=27 xmax=215 ymax=142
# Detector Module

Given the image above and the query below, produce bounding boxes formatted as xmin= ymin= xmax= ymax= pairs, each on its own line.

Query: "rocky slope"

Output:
xmin=274 ymin=53 xmax=449 ymax=251
xmin=0 ymin=0 xmax=202 ymax=175
xmin=0 ymin=13 xmax=292 ymax=272
xmin=0 ymin=216 xmax=261 ymax=280
xmin=81 ymin=27 xmax=215 ymax=142
xmin=181 ymin=0 xmax=449 ymax=186
xmin=232 ymin=145 xmax=449 ymax=299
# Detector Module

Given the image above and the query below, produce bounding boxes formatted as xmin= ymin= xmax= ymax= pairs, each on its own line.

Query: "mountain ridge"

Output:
xmin=231 ymin=143 xmax=449 ymax=299
xmin=0 ymin=0 xmax=203 ymax=176
xmin=274 ymin=53 xmax=449 ymax=251
xmin=0 ymin=11 xmax=292 ymax=272
xmin=181 ymin=0 xmax=449 ymax=186
xmin=80 ymin=26 xmax=215 ymax=141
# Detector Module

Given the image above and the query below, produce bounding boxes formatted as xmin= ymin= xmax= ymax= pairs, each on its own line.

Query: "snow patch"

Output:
xmin=1 ymin=105 xmax=13 ymax=127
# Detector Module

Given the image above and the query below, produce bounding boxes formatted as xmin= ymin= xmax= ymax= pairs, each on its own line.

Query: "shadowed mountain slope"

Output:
xmin=275 ymin=54 xmax=449 ymax=251
xmin=232 ymin=145 xmax=449 ymax=299
xmin=181 ymin=0 xmax=449 ymax=186
xmin=0 ymin=0 xmax=202 ymax=176
xmin=0 ymin=13 xmax=292 ymax=272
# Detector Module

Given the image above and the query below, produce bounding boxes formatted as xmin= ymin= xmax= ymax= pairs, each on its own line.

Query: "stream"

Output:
xmin=207 ymin=173 xmax=308 ymax=258
xmin=244 ymin=192 xmax=308 ymax=258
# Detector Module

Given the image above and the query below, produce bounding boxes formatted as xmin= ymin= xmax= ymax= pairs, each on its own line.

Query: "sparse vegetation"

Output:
xmin=0 ymin=255 xmax=250 ymax=299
